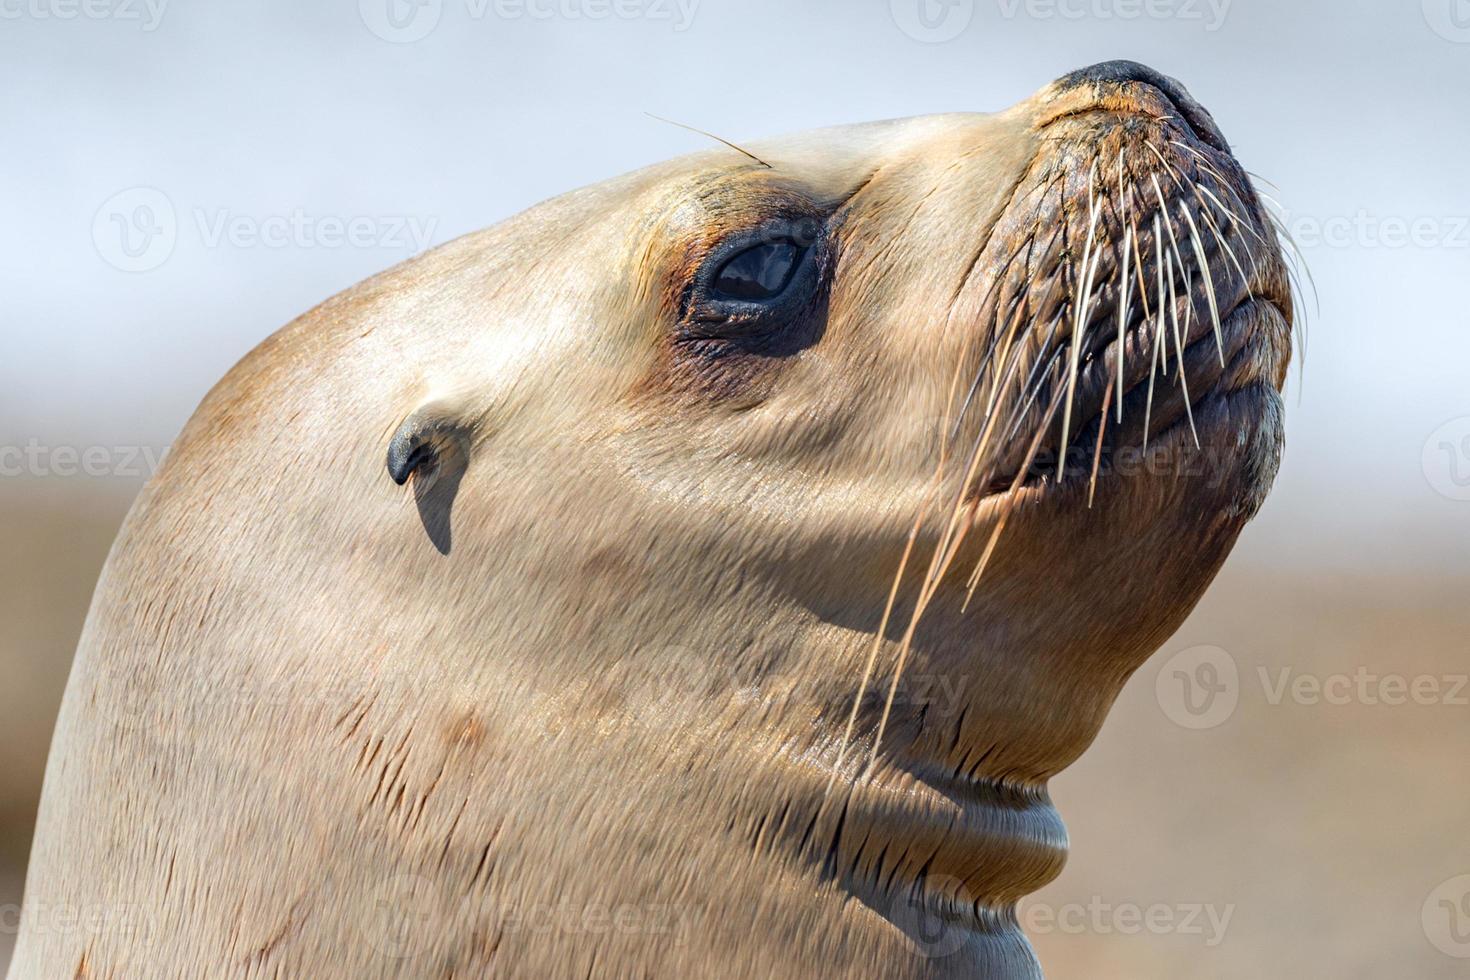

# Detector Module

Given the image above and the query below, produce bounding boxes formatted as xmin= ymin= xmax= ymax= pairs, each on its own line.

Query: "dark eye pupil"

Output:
xmin=713 ymin=242 xmax=803 ymax=301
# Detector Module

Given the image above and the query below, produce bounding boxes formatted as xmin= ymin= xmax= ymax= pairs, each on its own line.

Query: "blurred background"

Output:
xmin=1 ymin=0 xmax=1466 ymax=975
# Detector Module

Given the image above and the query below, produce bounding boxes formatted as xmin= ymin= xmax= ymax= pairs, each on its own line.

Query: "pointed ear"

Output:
xmin=385 ymin=400 xmax=473 ymax=487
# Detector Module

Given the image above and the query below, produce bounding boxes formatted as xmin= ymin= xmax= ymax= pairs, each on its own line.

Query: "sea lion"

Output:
xmin=11 ymin=61 xmax=1294 ymax=978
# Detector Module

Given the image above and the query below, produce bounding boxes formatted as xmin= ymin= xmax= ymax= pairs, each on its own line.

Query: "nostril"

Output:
xmin=1054 ymin=60 xmax=1231 ymax=156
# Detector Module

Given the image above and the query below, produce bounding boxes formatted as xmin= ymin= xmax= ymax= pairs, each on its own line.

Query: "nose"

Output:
xmin=1057 ymin=60 xmax=1186 ymax=99
xmin=1053 ymin=60 xmax=1230 ymax=154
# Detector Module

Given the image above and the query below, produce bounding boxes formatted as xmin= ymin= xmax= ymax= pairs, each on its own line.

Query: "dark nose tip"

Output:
xmin=1056 ymin=60 xmax=1191 ymax=104
xmin=1058 ymin=60 xmax=1174 ymax=90
xmin=1053 ymin=60 xmax=1229 ymax=154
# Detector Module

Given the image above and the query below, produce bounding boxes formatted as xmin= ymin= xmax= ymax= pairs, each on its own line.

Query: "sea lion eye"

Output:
xmin=712 ymin=241 xmax=804 ymax=301
xmin=681 ymin=220 xmax=827 ymax=342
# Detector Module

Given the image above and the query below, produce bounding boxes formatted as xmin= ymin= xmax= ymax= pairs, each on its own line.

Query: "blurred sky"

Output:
xmin=1 ymin=0 xmax=1466 ymax=575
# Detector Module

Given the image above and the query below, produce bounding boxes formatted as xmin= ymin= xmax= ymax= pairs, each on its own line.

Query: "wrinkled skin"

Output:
xmin=13 ymin=62 xmax=1290 ymax=978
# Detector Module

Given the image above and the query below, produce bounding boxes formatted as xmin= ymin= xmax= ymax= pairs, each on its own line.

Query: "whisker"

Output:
xmin=1088 ymin=373 xmax=1114 ymax=509
xmin=1179 ymin=202 xmax=1225 ymax=366
xmin=962 ymin=384 xmax=1069 ymax=606
xmin=877 ymin=257 xmax=1072 ymax=731
xmin=1000 ymin=325 xmax=1066 ymax=449
xmin=827 ymin=475 xmax=941 ymax=794
xmin=1164 ymin=247 xmax=1202 ymax=449
xmin=1115 ymin=148 xmax=1132 ymax=424
xmin=643 ymin=112 xmax=774 ymax=169
xmin=1116 ymin=223 xmax=1133 ymax=424
xmin=1196 ymin=184 xmax=1271 ymax=256
xmin=830 ymin=274 xmax=993 ymax=789
xmin=863 ymin=304 xmax=1042 ymax=777
xmin=1168 ymin=140 xmax=1236 ymax=194
xmin=1144 ymin=215 xmax=1167 ymax=449
xmin=1129 ymin=215 xmax=1154 ymax=323
xmin=1196 ymin=198 xmax=1254 ymax=301
xmin=1060 ymin=166 xmax=1104 ymax=475
xmin=1245 ymin=169 xmax=1283 ymax=192
xmin=948 ymin=238 xmax=1037 ymax=441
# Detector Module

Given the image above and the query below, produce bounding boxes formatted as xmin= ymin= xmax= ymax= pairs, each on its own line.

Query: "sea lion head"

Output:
xmin=367 ymin=58 xmax=1294 ymax=974
xmin=19 ymin=62 xmax=1295 ymax=980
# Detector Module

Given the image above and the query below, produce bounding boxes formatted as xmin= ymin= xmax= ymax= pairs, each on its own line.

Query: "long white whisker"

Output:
xmin=1164 ymin=246 xmax=1201 ymax=449
xmin=1179 ymin=202 xmax=1224 ymax=366
xmin=1144 ymin=215 xmax=1167 ymax=449
xmin=1059 ymin=166 xmax=1103 ymax=475
xmin=1116 ymin=148 xmax=1132 ymax=424
xmin=1116 ymin=223 xmax=1133 ymax=424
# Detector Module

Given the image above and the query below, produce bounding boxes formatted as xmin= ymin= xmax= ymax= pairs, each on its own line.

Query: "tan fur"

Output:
xmin=12 ymin=65 xmax=1291 ymax=978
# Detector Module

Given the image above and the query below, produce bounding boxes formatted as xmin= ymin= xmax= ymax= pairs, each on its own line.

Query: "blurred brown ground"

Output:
xmin=0 ymin=482 xmax=137 ymax=973
xmin=1 ymin=482 xmax=1466 ymax=977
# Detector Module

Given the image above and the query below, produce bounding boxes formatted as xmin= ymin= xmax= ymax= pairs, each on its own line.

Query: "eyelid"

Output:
xmin=678 ymin=214 xmax=829 ymax=338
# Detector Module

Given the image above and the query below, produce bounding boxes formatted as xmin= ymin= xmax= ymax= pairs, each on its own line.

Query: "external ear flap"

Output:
xmin=386 ymin=400 xmax=474 ymax=556
xmin=386 ymin=401 xmax=471 ymax=487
